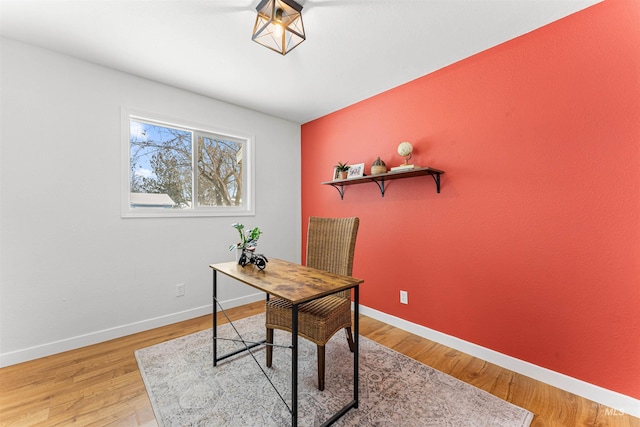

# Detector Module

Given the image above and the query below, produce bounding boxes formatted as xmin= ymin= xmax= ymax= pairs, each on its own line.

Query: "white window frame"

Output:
xmin=121 ymin=107 xmax=255 ymax=218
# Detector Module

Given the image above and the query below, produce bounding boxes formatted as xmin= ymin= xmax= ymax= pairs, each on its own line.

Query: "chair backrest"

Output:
xmin=306 ymin=217 xmax=359 ymax=279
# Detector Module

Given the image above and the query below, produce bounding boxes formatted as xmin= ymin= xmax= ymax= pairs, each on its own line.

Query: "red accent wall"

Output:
xmin=301 ymin=0 xmax=640 ymax=399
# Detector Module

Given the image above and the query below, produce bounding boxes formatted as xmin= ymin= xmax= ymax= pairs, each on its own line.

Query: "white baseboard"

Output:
xmin=215 ymin=292 xmax=265 ymax=312
xmin=0 ymin=292 xmax=265 ymax=368
xmin=357 ymin=304 xmax=640 ymax=419
xmin=4 ymin=295 xmax=637 ymax=419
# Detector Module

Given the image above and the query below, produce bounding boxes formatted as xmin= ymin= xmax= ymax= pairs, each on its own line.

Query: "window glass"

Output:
xmin=197 ymin=134 xmax=243 ymax=207
xmin=130 ymin=120 xmax=193 ymax=209
xmin=123 ymin=110 xmax=254 ymax=217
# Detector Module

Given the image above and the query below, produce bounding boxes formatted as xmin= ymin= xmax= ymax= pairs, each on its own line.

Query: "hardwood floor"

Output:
xmin=1 ymin=301 xmax=638 ymax=426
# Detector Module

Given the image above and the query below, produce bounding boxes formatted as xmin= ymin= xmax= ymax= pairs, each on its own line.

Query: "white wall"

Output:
xmin=0 ymin=38 xmax=301 ymax=366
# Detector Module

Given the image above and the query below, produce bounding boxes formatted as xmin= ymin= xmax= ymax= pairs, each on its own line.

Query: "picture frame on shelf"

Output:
xmin=347 ymin=163 xmax=365 ymax=179
xmin=332 ymin=167 xmax=342 ymax=180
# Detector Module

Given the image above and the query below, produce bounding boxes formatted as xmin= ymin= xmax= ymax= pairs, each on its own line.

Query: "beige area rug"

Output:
xmin=135 ymin=314 xmax=533 ymax=426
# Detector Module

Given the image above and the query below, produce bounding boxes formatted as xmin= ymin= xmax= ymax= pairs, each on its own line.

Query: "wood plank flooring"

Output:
xmin=1 ymin=301 xmax=638 ymax=426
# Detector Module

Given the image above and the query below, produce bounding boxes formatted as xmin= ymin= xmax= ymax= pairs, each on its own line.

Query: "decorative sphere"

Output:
xmin=398 ymin=141 xmax=413 ymax=157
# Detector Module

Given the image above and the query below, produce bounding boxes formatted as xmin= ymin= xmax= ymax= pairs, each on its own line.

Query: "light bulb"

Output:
xmin=273 ymin=22 xmax=284 ymax=38
xmin=273 ymin=8 xmax=284 ymax=38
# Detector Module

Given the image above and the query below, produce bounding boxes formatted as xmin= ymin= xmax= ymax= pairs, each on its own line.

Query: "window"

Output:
xmin=122 ymin=108 xmax=254 ymax=217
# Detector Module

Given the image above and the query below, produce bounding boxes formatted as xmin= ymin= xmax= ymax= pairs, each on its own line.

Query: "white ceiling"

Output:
xmin=0 ymin=0 xmax=600 ymax=124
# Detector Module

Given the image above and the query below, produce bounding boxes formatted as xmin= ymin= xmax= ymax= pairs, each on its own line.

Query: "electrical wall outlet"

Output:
xmin=400 ymin=290 xmax=408 ymax=304
xmin=176 ymin=283 xmax=185 ymax=297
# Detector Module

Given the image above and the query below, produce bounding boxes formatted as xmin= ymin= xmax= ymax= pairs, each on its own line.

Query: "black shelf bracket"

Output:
xmin=431 ymin=172 xmax=442 ymax=193
xmin=370 ymin=178 xmax=386 ymax=197
xmin=329 ymin=183 xmax=346 ymax=200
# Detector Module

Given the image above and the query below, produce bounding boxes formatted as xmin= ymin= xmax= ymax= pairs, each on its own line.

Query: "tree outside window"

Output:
xmin=125 ymin=114 xmax=252 ymax=217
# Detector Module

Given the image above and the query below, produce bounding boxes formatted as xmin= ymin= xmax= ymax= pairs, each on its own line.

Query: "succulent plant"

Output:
xmin=335 ymin=161 xmax=350 ymax=172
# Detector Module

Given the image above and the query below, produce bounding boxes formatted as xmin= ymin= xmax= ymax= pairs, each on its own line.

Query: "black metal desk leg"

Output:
xmin=213 ymin=270 xmax=218 ymax=367
xmin=292 ymin=303 xmax=299 ymax=427
xmin=354 ymin=285 xmax=359 ymax=407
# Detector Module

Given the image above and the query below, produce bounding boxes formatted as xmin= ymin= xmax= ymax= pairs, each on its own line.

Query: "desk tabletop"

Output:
xmin=210 ymin=258 xmax=364 ymax=305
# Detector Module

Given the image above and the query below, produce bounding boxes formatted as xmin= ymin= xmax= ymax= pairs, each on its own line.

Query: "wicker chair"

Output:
xmin=265 ymin=216 xmax=359 ymax=391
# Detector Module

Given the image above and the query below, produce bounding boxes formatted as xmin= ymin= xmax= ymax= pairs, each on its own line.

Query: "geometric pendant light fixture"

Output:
xmin=252 ymin=0 xmax=305 ymax=55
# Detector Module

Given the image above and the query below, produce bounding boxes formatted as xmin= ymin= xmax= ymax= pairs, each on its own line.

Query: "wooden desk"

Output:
xmin=210 ymin=258 xmax=364 ymax=427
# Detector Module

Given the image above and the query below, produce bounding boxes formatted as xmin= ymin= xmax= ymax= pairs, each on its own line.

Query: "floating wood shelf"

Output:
xmin=321 ymin=166 xmax=445 ymax=200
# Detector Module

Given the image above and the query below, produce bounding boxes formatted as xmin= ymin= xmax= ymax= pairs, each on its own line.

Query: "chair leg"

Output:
xmin=345 ymin=327 xmax=355 ymax=352
xmin=317 ymin=345 xmax=325 ymax=391
xmin=266 ymin=328 xmax=273 ymax=368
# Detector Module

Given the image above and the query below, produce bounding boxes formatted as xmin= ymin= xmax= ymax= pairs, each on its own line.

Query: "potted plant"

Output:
xmin=229 ymin=223 xmax=261 ymax=251
xmin=335 ymin=161 xmax=350 ymax=179
xmin=228 ymin=223 xmax=268 ymax=269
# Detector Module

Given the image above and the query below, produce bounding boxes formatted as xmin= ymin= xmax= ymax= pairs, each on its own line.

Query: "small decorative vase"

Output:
xmin=371 ymin=157 xmax=387 ymax=175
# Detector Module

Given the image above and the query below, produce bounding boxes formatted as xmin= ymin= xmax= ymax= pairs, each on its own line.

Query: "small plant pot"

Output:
xmin=339 ymin=171 xmax=348 ymax=179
